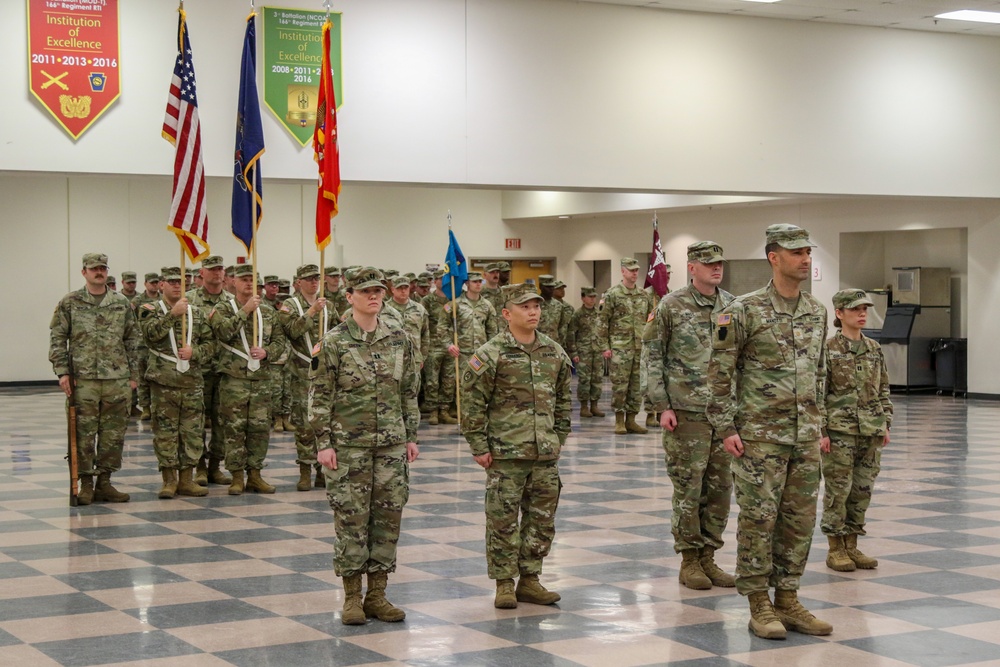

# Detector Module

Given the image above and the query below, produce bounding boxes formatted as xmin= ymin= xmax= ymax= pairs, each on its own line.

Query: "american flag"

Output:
xmin=162 ymin=9 xmax=210 ymax=262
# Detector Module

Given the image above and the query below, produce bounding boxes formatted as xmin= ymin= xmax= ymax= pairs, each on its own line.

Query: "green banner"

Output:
xmin=261 ymin=7 xmax=343 ymax=147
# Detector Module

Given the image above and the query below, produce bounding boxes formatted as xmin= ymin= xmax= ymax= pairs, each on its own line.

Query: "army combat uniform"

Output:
xmin=422 ymin=286 xmax=456 ymax=424
xmin=566 ymin=288 xmax=604 ymax=416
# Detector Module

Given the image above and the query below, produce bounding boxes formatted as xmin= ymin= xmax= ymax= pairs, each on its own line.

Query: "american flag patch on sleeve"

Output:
xmin=468 ymin=354 xmax=484 ymax=372
xmin=717 ymin=314 xmax=732 ymax=326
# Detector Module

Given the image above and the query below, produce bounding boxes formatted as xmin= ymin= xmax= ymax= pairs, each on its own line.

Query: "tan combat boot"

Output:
xmin=494 ymin=578 xmax=517 ymax=609
xmin=515 ymin=574 xmax=561 ymax=605
xmin=77 ymin=476 xmax=94 ymax=506
xmin=158 ymin=469 xmax=178 ymax=499
xmin=282 ymin=415 xmax=296 ymax=432
xmin=246 ymin=469 xmax=276 ymax=494
xmin=590 ymin=401 xmax=605 ymax=417
xmin=679 ymin=549 xmax=712 ymax=590
xmin=341 ymin=574 xmax=366 ymax=625
xmin=844 ymin=534 xmax=878 ymax=569
xmin=363 ymin=571 xmax=406 ymax=622
xmin=614 ymin=412 xmax=628 ymax=435
xmin=826 ymin=535 xmax=856 ymax=572
xmin=194 ymin=457 xmax=209 ymax=486
xmin=747 ymin=590 xmax=786 ymax=639
xmin=272 ymin=416 xmax=284 ymax=432
xmin=315 ymin=466 xmax=325 ymax=488
xmin=140 ymin=407 xmax=151 ymax=421
xmin=177 ymin=468 xmax=208 ymax=497
xmin=207 ymin=457 xmax=231 ymax=485
xmin=645 ymin=411 xmax=658 ymax=428
xmin=580 ymin=402 xmax=593 ymax=418
xmin=700 ymin=547 xmax=736 ymax=587
xmin=297 ymin=464 xmax=312 ymax=492
xmin=773 ymin=589 xmax=833 ymax=636
xmin=625 ymin=412 xmax=648 ymax=434
xmin=228 ymin=469 xmax=245 ymax=496
xmin=94 ymin=473 xmax=130 ymax=503
xmin=438 ymin=409 xmax=458 ymax=425
xmin=427 ymin=409 xmax=439 ymax=425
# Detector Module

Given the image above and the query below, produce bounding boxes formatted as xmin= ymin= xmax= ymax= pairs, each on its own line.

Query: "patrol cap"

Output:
xmin=383 ymin=269 xmax=400 ymax=282
xmin=296 ymin=264 xmax=320 ymax=280
xmin=501 ymin=282 xmax=544 ymax=306
xmin=687 ymin=241 xmax=726 ymax=264
xmin=581 ymin=286 xmax=597 ymax=297
xmin=537 ymin=274 xmax=556 ymax=287
xmin=278 ymin=278 xmax=291 ymax=288
xmin=432 ymin=269 xmax=446 ymax=279
xmin=346 ymin=266 xmax=386 ymax=291
xmin=497 ymin=262 xmax=511 ymax=272
xmin=201 ymin=255 xmax=224 ymax=269
xmin=401 ymin=272 xmax=417 ymax=283
xmin=483 ymin=262 xmax=500 ymax=273
xmin=324 ymin=266 xmax=341 ymax=277
xmin=82 ymin=253 xmax=108 ymax=269
xmin=121 ymin=271 xmax=137 ymax=283
xmin=144 ymin=272 xmax=161 ymax=283
xmin=553 ymin=280 xmax=566 ymax=289
xmin=467 ymin=271 xmax=483 ymax=282
xmin=225 ymin=265 xmax=236 ymax=276
xmin=160 ymin=266 xmax=182 ymax=281
xmin=766 ymin=223 xmax=816 ymax=250
xmin=233 ymin=264 xmax=256 ymax=278
xmin=264 ymin=274 xmax=280 ymax=284
xmin=833 ymin=289 xmax=875 ymax=310
xmin=621 ymin=257 xmax=640 ymax=269
xmin=418 ymin=271 xmax=432 ymax=281
xmin=106 ymin=275 xmax=117 ymax=285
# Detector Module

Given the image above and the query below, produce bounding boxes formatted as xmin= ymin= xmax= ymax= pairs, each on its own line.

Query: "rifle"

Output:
xmin=65 ymin=361 xmax=79 ymax=507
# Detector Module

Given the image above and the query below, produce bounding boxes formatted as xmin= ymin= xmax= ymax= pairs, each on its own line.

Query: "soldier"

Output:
xmin=137 ymin=266 xmax=211 ymax=499
xmin=107 ymin=275 xmax=117 ymax=292
xmin=481 ymin=263 xmax=505 ymax=326
xmin=553 ymin=281 xmax=575 ymax=346
xmin=462 ymin=283 xmax=572 ymax=609
xmin=49 ymin=253 xmax=139 ymax=505
xmin=536 ymin=275 xmax=569 ymax=348
xmin=263 ymin=275 xmax=281 ymax=309
xmin=131 ymin=271 xmax=163 ymax=421
xmin=600 ymin=257 xmax=655 ymax=435
xmin=186 ymin=255 xmax=231 ymax=487
xmin=443 ymin=272 xmax=498 ymax=415
xmin=313 ymin=266 xmax=420 ymax=625
xmin=643 ymin=264 xmax=671 ymax=428
xmin=224 ymin=265 xmax=236 ymax=295
xmin=422 ymin=270 xmax=457 ymax=425
xmin=386 ymin=272 xmax=430 ymax=372
xmin=645 ymin=242 xmax=735 ymax=590
xmin=278 ymin=277 xmax=291 ymax=300
xmin=706 ymin=223 xmax=831 ymax=639
xmin=567 ymin=286 xmax=605 ymax=418
xmin=497 ymin=261 xmax=512 ymax=287
xmin=120 ymin=271 xmax=138 ymax=300
xmin=821 ymin=289 xmax=892 ymax=572
xmin=280 ymin=264 xmax=339 ymax=491
xmin=325 ymin=266 xmax=351 ymax=317
xmin=413 ymin=275 xmax=431 ymax=300
xmin=209 ymin=264 xmax=287 ymax=495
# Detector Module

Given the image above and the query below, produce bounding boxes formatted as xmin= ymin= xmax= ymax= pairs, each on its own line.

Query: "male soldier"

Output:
xmin=49 ymin=253 xmax=139 ymax=504
xmin=224 ymin=265 xmax=236 ymax=295
xmin=536 ymin=275 xmax=569 ymax=348
xmin=646 ymin=242 xmax=735 ymax=590
xmin=107 ymin=275 xmax=117 ymax=292
xmin=131 ymin=272 xmax=162 ymax=421
xmin=553 ymin=281 xmax=576 ymax=345
xmin=643 ymin=264 xmax=671 ymax=428
xmin=313 ymin=267 xmax=420 ymax=625
xmin=462 ymin=283 xmax=572 ymax=609
xmin=481 ymin=263 xmax=505 ymax=326
xmin=278 ymin=277 xmax=291 ymax=300
xmin=600 ymin=257 xmax=655 ymax=435
xmin=497 ymin=261 xmax=512 ymax=287
xmin=706 ymin=223 xmax=831 ymax=639
xmin=120 ymin=272 xmax=138 ymax=300
xmin=137 ymin=266 xmax=211 ymax=499
xmin=280 ymin=264 xmax=339 ymax=491
xmin=186 ymin=255 xmax=231 ymax=486
xmin=325 ymin=266 xmax=351 ymax=316
xmin=422 ymin=270 xmax=457 ymax=425
xmin=567 ymin=286 xmax=605 ymax=418
xmin=443 ymin=272 xmax=498 ymax=414
xmin=263 ymin=275 xmax=281 ymax=309
xmin=210 ymin=264 xmax=287 ymax=494
xmin=413 ymin=275 xmax=431 ymax=300
xmin=386 ymin=272 xmax=430 ymax=373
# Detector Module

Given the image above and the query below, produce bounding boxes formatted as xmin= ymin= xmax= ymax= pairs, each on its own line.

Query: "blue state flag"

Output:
xmin=441 ymin=230 xmax=467 ymax=300
xmin=231 ymin=13 xmax=265 ymax=253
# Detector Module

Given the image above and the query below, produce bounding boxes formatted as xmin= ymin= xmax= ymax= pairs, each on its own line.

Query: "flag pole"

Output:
xmin=179 ymin=244 xmax=187 ymax=343
xmin=251 ymin=162 xmax=259 ymax=348
xmin=319 ymin=247 xmax=326 ymax=342
xmin=449 ymin=211 xmax=461 ymax=428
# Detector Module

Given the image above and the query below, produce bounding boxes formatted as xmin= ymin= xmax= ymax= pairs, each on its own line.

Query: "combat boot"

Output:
xmin=246 ymin=469 xmax=276 ymax=494
xmin=700 ymin=547 xmax=736 ymax=587
xmin=679 ymin=549 xmax=712 ymax=590
xmin=844 ymin=534 xmax=878 ymax=569
xmin=140 ymin=406 xmax=151 ymax=421
xmin=177 ymin=468 xmax=208 ymax=497
xmin=77 ymin=476 xmax=94 ymax=506
xmin=282 ymin=415 xmax=296 ymax=432
xmin=515 ymin=574 xmax=561 ymax=605
xmin=614 ymin=412 xmax=628 ymax=435
xmin=297 ymin=464 xmax=312 ymax=492
xmin=590 ymin=401 xmax=605 ymax=417
xmin=826 ymin=535 xmax=856 ymax=572
xmin=747 ymin=591 xmax=786 ymax=639
xmin=448 ymin=405 xmax=458 ymax=420
xmin=645 ymin=411 xmax=658 ymax=428
xmin=494 ymin=578 xmax=517 ymax=609
xmin=194 ymin=457 xmax=208 ymax=486
xmin=438 ymin=409 xmax=458 ymax=425
xmin=363 ymin=571 xmax=406 ymax=622
xmin=428 ymin=409 xmax=440 ymax=425
xmin=625 ymin=412 xmax=649 ymax=434
xmin=94 ymin=473 xmax=130 ymax=503
xmin=207 ymin=457 xmax=231 ymax=485
xmin=773 ymin=589 xmax=833 ymax=636
xmin=272 ymin=416 xmax=284 ymax=432
xmin=228 ymin=469 xmax=245 ymax=495
xmin=315 ymin=466 xmax=325 ymax=488
xmin=158 ymin=469 xmax=178 ymax=499
xmin=580 ymin=402 xmax=593 ymax=418
xmin=341 ymin=574 xmax=366 ymax=625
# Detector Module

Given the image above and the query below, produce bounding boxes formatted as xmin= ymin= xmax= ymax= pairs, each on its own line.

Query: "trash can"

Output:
xmin=930 ymin=338 xmax=967 ymax=397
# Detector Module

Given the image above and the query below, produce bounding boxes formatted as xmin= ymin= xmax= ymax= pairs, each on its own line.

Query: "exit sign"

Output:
xmin=505 ymin=238 xmax=521 ymax=250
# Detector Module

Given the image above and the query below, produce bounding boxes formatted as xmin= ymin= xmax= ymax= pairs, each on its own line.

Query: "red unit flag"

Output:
xmin=313 ymin=19 xmax=341 ymax=251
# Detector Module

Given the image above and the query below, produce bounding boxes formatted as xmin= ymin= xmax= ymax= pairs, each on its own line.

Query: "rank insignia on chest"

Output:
xmin=717 ymin=314 xmax=732 ymax=326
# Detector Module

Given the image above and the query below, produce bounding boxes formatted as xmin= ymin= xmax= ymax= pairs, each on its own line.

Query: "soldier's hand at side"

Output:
xmin=447 ymin=344 xmax=460 ymax=358
xmin=178 ymin=346 xmax=193 ymax=361
xmin=317 ymin=447 xmax=337 ymax=470
xmin=474 ymin=453 xmax=492 ymax=469
xmin=170 ymin=298 xmax=188 ymax=317
xmin=129 ymin=380 xmax=137 ymax=391
xmin=661 ymin=410 xmax=677 ymax=431
xmin=820 ymin=436 xmax=831 ymax=453
xmin=724 ymin=434 xmax=744 ymax=457
xmin=883 ymin=430 xmax=890 ymax=446
xmin=58 ymin=375 xmax=73 ymax=397
xmin=573 ymin=356 xmax=580 ymax=364
xmin=406 ymin=442 xmax=419 ymax=463
xmin=603 ymin=349 xmax=613 ymax=359
xmin=242 ymin=295 xmax=261 ymax=314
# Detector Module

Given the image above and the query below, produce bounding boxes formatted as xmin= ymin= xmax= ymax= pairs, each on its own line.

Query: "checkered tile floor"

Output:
xmin=2 ymin=384 xmax=1000 ymax=667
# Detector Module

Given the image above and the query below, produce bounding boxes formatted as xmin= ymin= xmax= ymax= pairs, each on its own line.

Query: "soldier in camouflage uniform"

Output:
xmin=131 ymin=272 xmax=162 ymax=421
xmin=821 ymin=289 xmax=892 ymax=572
xmin=443 ymin=272 xmax=498 ymax=421
xmin=386 ymin=272 xmax=430 ymax=371
xmin=313 ymin=267 xmax=420 ymax=625
xmin=268 ymin=312 xmax=293 ymax=434
xmin=120 ymin=271 xmax=138 ymax=300
xmin=643 ymin=265 xmax=671 ymax=428
xmin=280 ymin=264 xmax=339 ymax=491
xmin=497 ymin=261 xmax=512 ymax=287
xmin=481 ymin=263 xmax=507 ymax=332
xmin=600 ymin=257 xmax=656 ymax=435
xmin=186 ymin=255 xmax=231 ymax=486
xmin=645 ymin=242 xmax=735 ymax=590
xmin=413 ymin=275 xmax=431 ymax=300
xmin=705 ymin=224 xmax=831 ymax=639
xmin=325 ymin=266 xmax=351 ymax=317
xmin=263 ymin=275 xmax=282 ymax=310
xmin=422 ymin=270 xmax=457 ymax=425
xmin=552 ymin=281 xmax=576 ymax=346
xmin=462 ymin=283 xmax=572 ymax=609
xmin=49 ymin=253 xmax=139 ymax=505
xmin=536 ymin=275 xmax=568 ymax=348
xmin=137 ymin=266 xmax=211 ymax=499
xmin=210 ymin=264 xmax=287 ymax=495
xmin=567 ymin=286 xmax=605 ymax=418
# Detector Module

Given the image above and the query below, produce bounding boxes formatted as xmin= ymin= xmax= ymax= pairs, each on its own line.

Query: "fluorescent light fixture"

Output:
xmin=738 ymin=0 xmax=783 ymax=4
xmin=936 ymin=10 xmax=1000 ymax=24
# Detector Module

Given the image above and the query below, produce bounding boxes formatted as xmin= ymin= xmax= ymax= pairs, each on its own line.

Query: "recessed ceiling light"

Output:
xmin=936 ymin=10 xmax=1000 ymax=24
xmin=558 ymin=215 xmax=570 ymax=219
xmin=738 ymin=0 xmax=782 ymax=4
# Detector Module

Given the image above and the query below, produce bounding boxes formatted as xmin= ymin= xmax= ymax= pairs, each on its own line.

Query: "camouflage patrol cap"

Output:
xmin=106 ymin=275 xmax=117 ymax=285
xmin=160 ymin=266 xmax=182 ymax=281
xmin=467 ymin=272 xmax=483 ymax=282
xmin=416 ymin=278 xmax=431 ymax=288
xmin=233 ymin=264 xmax=256 ymax=278
xmin=121 ymin=271 xmax=137 ymax=283
xmin=324 ymin=266 xmax=341 ymax=276
xmin=346 ymin=266 xmax=386 ymax=291
xmin=144 ymin=272 xmax=161 ymax=283
xmin=553 ymin=280 xmax=566 ymax=289
xmin=483 ymin=262 xmax=500 ymax=273
xmin=383 ymin=269 xmax=400 ymax=282
xmin=418 ymin=271 xmax=432 ymax=281
xmin=687 ymin=241 xmax=726 ymax=264
xmin=432 ymin=269 xmax=446 ymax=279
xmin=264 ymin=274 xmax=280 ymax=284
xmin=766 ymin=223 xmax=816 ymax=250
xmin=225 ymin=265 xmax=236 ymax=276
xmin=621 ymin=257 xmax=640 ymax=269
xmin=502 ymin=283 xmax=544 ymax=305
xmin=537 ymin=274 xmax=556 ymax=287
xmin=201 ymin=255 xmax=224 ymax=269
xmin=401 ymin=272 xmax=417 ymax=283
xmin=296 ymin=264 xmax=320 ymax=279
xmin=278 ymin=278 xmax=291 ymax=288
xmin=833 ymin=288 xmax=874 ymax=310
xmin=497 ymin=262 xmax=511 ymax=272
xmin=581 ymin=286 xmax=597 ymax=297
xmin=82 ymin=253 xmax=108 ymax=269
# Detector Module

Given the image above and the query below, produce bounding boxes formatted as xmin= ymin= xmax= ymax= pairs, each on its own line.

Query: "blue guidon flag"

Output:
xmin=231 ymin=12 xmax=265 ymax=254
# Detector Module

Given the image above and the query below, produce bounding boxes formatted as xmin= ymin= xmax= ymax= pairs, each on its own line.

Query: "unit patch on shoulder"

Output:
xmin=717 ymin=314 xmax=732 ymax=326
